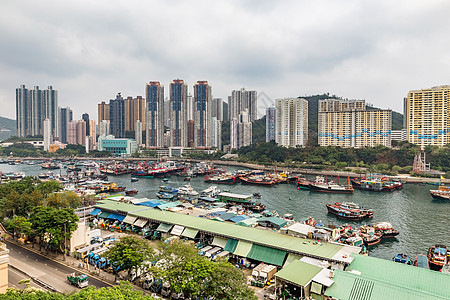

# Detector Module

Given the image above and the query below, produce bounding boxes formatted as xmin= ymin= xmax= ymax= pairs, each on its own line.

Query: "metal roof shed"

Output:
xmin=156 ymin=223 xmax=173 ymax=233
xmin=247 ymin=244 xmax=287 ymax=266
xmin=275 ymin=260 xmax=322 ymax=291
xmin=257 ymin=217 xmax=287 ymax=229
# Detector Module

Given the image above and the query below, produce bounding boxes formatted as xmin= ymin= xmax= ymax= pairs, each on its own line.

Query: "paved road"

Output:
xmin=5 ymin=240 xmax=112 ymax=293
xmin=9 ymin=267 xmax=47 ymax=290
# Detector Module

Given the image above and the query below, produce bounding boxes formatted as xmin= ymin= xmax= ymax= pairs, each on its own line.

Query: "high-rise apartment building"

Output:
xmin=318 ymin=99 xmax=391 ymax=148
xmin=169 ymin=79 xmax=188 ymax=147
xmin=230 ymin=109 xmax=252 ymax=149
xmin=99 ymin=120 xmax=110 ymax=137
xmin=276 ymin=98 xmax=308 ymax=147
xmin=124 ymin=96 xmax=146 ymax=132
xmin=109 ymin=93 xmax=125 ymax=138
xmin=187 ymin=120 xmax=194 ymax=147
xmin=223 ymin=101 xmax=229 ymax=122
xmin=43 ymin=119 xmax=52 ymax=151
xmin=186 ymin=94 xmax=194 ymax=121
xmin=67 ymin=121 xmax=77 ymax=145
xmin=82 ymin=113 xmax=90 ymax=136
xmin=58 ymin=107 xmax=72 ymax=144
xmin=211 ymin=117 xmax=222 ymax=149
xmin=76 ymin=120 xmax=87 ymax=145
xmin=16 ymin=85 xmax=58 ymax=137
xmin=405 ymin=85 xmax=450 ymax=148
xmin=266 ymin=106 xmax=276 ymax=142
xmin=228 ymin=88 xmax=257 ymax=122
xmin=211 ymin=98 xmax=224 ymax=121
xmin=98 ymin=101 xmax=110 ymax=126
xmin=146 ymin=81 xmax=164 ymax=148
xmin=194 ymin=81 xmax=212 ymax=148
xmin=135 ymin=120 xmax=143 ymax=146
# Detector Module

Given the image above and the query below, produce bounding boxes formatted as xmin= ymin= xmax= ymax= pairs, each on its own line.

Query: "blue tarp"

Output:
xmin=229 ymin=215 xmax=249 ymax=223
xmin=220 ymin=213 xmax=237 ymax=221
xmin=107 ymin=213 xmax=126 ymax=222
xmin=90 ymin=208 xmax=101 ymax=216
xmin=136 ymin=200 xmax=161 ymax=208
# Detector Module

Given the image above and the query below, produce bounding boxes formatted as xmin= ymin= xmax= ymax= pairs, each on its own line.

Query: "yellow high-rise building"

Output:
xmin=405 ymin=85 xmax=450 ymax=148
xmin=318 ymin=99 xmax=391 ymax=148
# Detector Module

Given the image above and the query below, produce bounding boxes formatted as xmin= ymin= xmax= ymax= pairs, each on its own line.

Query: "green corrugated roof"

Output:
xmin=181 ymin=228 xmax=198 ymax=239
xmin=257 ymin=216 xmax=287 ymax=227
xmin=275 ymin=260 xmax=322 ymax=287
xmin=325 ymin=270 xmax=448 ymax=300
xmin=156 ymin=223 xmax=173 ymax=233
xmin=98 ymin=211 xmax=110 ymax=218
xmin=94 ymin=200 xmax=347 ymax=262
xmin=346 ymin=254 xmax=450 ymax=299
xmin=236 ymin=217 xmax=258 ymax=227
xmin=247 ymin=244 xmax=287 ymax=266
xmin=284 ymin=253 xmax=303 ymax=267
xmin=233 ymin=240 xmax=253 ymax=257
xmin=224 ymin=238 xmax=238 ymax=253
xmin=157 ymin=201 xmax=182 ymax=210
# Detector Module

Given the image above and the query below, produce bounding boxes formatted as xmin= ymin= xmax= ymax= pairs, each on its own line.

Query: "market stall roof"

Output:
xmin=275 ymin=260 xmax=322 ymax=287
xmin=171 ymin=225 xmax=185 ymax=236
xmin=98 ymin=211 xmax=110 ymax=218
xmin=247 ymin=244 xmax=287 ymax=266
xmin=224 ymin=238 xmax=238 ymax=253
xmin=229 ymin=215 xmax=248 ymax=223
xmin=233 ymin=240 xmax=253 ymax=257
xmin=156 ymin=223 xmax=173 ymax=233
xmin=133 ymin=218 xmax=148 ymax=228
xmin=212 ymin=236 xmax=228 ymax=248
xmin=90 ymin=208 xmax=102 ymax=216
xmin=181 ymin=228 xmax=198 ymax=239
xmin=123 ymin=215 xmax=137 ymax=225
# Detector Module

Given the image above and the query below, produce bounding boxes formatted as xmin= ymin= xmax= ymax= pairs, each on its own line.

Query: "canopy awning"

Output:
xmin=107 ymin=213 xmax=126 ymax=222
xmin=123 ymin=215 xmax=137 ymax=225
xmin=212 ymin=236 xmax=228 ymax=248
xmin=181 ymin=228 xmax=198 ymax=239
xmin=98 ymin=211 xmax=110 ymax=218
xmin=90 ymin=208 xmax=102 ymax=216
xmin=171 ymin=225 xmax=185 ymax=236
xmin=156 ymin=223 xmax=173 ymax=233
xmin=224 ymin=238 xmax=238 ymax=253
xmin=284 ymin=253 xmax=303 ymax=267
xmin=247 ymin=244 xmax=287 ymax=266
xmin=233 ymin=240 xmax=253 ymax=257
xmin=133 ymin=218 xmax=148 ymax=228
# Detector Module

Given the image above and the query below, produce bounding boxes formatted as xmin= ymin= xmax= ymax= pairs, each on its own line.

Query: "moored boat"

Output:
xmin=125 ymin=189 xmax=138 ymax=195
xmin=430 ymin=190 xmax=450 ymax=200
xmin=428 ymin=244 xmax=448 ymax=271
xmin=393 ymin=253 xmax=412 ymax=265
xmin=373 ymin=222 xmax=399 ymax=238
xmin=326 ymin=202 xmax=374 ymax=220
xmin=309 ymin=176 xmax=353 ymax=194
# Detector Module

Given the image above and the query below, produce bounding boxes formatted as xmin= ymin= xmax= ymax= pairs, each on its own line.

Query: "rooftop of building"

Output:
xmin=94 ymin=199 xmax=360 ymax=264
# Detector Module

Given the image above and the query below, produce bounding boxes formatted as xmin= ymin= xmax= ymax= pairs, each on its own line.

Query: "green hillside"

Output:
xmin=0 ymin=116 xmax=16 ymax=141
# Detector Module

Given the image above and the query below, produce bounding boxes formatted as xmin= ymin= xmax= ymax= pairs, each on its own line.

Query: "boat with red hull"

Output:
xmin=326 ymin=202 xmax=374 ymax=221
xmin=428 ymin=244 xmax=448 ymax=271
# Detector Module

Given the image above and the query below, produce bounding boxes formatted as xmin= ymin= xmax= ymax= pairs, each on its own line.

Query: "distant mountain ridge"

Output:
xmin=0 ymin=116 xmax=16 ymax=141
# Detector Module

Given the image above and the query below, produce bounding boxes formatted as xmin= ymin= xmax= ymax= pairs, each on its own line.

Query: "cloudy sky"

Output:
xmin=1 ymin=0 xmax=449 ymax=120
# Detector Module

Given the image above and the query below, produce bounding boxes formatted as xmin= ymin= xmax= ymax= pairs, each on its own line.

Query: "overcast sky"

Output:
xmin=1 ymin=0 xmax=449 ymax=120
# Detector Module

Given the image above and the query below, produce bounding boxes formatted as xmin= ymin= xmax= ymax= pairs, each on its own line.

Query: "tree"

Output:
xmin=46 ymin=191 xmax=82 ymax=208
xmin=4 ymin=215 xmax=32 ymax=240
xmin=154 ymin=239 xmax=256 ymax=300
xmin=36 ymin=180 xmax=63 ymax=197
xmin=102 ymin=236 xmax=155 ymax=275
xmin=1 ymin=282 xmax=155 ymax=299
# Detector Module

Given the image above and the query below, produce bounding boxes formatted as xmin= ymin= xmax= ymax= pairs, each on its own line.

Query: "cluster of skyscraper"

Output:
xmin=97 ymin=81 xmax=257 ymax=151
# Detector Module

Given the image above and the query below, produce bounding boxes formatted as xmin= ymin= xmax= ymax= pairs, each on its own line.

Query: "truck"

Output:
xmin=251 ymin=263 xmax=277 ymax=287
xmin=67 ymin=273 xmax=89 ymax=288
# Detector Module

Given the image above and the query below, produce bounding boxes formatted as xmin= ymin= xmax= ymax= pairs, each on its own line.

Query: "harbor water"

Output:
xmin=2 ymin=163 xmax=449 ymax=261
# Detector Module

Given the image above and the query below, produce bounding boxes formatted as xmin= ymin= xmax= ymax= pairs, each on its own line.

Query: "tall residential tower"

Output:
xmin=146 ymin=81 xmax=164 ymax=148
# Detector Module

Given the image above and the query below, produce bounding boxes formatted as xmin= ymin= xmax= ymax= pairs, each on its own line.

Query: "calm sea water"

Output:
xmin=2 ymin=163 xmax=449 ymax=261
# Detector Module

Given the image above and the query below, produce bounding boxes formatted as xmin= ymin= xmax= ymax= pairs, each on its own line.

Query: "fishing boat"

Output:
xmin=430 ymin=190 xmax=450 ymax=200
xmin=351 ymin=178 xmax=383 ymax=191
xmin=326 ymin=202 xmax=374 ymax=220
xmin=414 ymin=254 xmax=429 ymax=269
xmin=200 ymin=186 xmax=220 ymax=198
xmin=125 ymin=189 xmax=138 ymax=195
xmin=156 ymin=192 xmax=176 ymax=200
xmin=309 ymin=176 xmax=353 ymax=194
xmin=393 ymin=253 xmax=412 ymax=265
xmin=204 ymin=174 xmax=236 ymax=184
xmin=177 ymin=184 xmax=199 ymax=197
xmin=297 ymin=177 xmax=312 ymax=190
xmin=239 ymin=175 xmax=279 ymax=186
xmin=131 ymin=170 xmax=154 ymax=178
xmin=373 ymin=222 xmax=399 ymax=238
xmin=428 ymin=244 xmax=448 ymax=271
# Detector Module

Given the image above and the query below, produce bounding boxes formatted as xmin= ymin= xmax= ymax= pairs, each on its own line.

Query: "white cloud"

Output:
xmin=0 ymin=0 xmax=449 ymax=120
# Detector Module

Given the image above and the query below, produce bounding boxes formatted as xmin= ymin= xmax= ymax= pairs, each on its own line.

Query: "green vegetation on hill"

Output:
xmin=0 ymin=116 xmax=16 ymax=141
